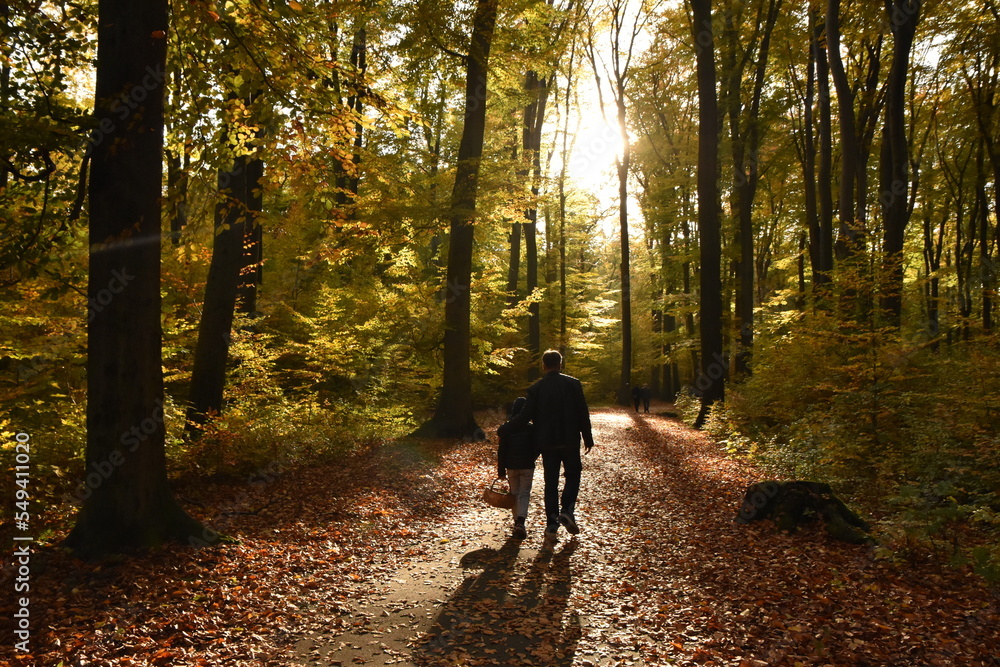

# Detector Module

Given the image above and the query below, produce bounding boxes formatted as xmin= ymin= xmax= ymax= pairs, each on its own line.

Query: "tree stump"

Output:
xmin=735 ymin=481 xmax=872 ymax=545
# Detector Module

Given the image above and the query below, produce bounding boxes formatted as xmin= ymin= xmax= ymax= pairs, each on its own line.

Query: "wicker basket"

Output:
xmin=482 ymin=479 xmax=515 ymax=509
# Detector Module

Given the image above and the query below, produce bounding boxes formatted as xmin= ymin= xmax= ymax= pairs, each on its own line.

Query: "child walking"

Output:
xmin=497 ymin=397 xmax=538 ymax=539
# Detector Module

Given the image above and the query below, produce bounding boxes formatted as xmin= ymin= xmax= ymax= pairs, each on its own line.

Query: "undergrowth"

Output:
xmin=684 ymin=309 xmax=1000 ymax=583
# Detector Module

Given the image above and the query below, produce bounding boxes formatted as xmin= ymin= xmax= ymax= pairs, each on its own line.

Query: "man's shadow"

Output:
xmin=411 ymin=537 xmax=581 ymax=665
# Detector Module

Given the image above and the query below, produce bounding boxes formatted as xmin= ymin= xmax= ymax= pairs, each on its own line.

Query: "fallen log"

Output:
xmin=735 ymin=480 xmax=873 ymax=545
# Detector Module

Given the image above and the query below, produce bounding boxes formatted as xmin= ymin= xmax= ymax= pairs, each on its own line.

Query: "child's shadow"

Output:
xmin=413 ymin=538 xmax=581 ymax=665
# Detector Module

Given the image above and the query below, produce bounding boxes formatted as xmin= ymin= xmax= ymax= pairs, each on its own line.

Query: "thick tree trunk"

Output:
xmin=65 ymin=0 xmax=210 ymax=557
xmin=880 ymin=0 xmax=920 ymax=324
xmin=690 ymin=0 xmax=724 ymax=428
xmin=413 ymin=0 xmax=497 ymax=439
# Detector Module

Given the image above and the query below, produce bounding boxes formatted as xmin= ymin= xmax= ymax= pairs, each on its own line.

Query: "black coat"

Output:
xmin=499 ymin=370 xmax=594 ymax=451
xmin=497 ymin=423 xmax=537 ymax=475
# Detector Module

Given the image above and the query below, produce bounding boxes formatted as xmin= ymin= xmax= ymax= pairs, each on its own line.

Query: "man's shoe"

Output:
xmin=512 ymin=524 xmax=527 ymax=539
xmin=558 ymin=512 xmax=580 ymax=535
xmin=544 ymin=522 xmax=559 ymax=543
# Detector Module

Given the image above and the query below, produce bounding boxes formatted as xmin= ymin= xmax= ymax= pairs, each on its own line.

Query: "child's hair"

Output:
xmin=509 ymin=396 xmax=527 ymax=419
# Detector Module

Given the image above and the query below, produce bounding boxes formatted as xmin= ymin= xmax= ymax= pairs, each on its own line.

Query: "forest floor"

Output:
xmin=3 ymin=405 xmax=999 ymax=666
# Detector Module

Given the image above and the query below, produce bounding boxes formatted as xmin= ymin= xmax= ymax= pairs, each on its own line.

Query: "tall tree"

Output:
xmin=690 ymin=0 xmax=724 ymax=427
xmin=65 ymin=0 xmax=211 ymax=556
xmin=516 ymin=0 xmax=577 ymax=365
xmin=720 ymin=0 xmax=781 ymax=375
xmin=414 ymin=0 xmax=498 ymax=438
xmin=880 ymin=0 xmax=921 ymax=323
xmin=521 ymin=70 xmax=548 ymax=363
xmin=814 ymin=6 xmax=836 ymax=287
xmin=826 ymin=0 xmax=863 ymax=258
xmin=185 ymin=98 xmax=261 ymax=435
xmin=955 ymin=1 xmax=1000 ymax=331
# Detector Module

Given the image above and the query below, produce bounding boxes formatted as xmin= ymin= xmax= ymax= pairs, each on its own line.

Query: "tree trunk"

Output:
xmin=332 ymin=24 xmax=366 ymax=219
xmin=974 ymin=155 xmax=989 ymax=332
xmin=615 ymin=94 xmax=633 ymax=406
xmin=237 ymin=171 xmax=263 ymax=316
xmin=65 ymin=0 xmax=211 ymax=557
xmin=690 ymin=0 xmax=724 ymax=428
xmin=800 ymin=14 xmax=821 ymax=286
xmin=522 ymin=71 xmax=549 ymax=364
xmin=166 ymin=148 xmax=188 ymax=245
xmin=346 ymin=26 xmax=367 ymax=212
xmin=413 ymin=0 xmax=497 ymax=439
xmin=185 ymin=152 xmax=251 ymax=435
xmin=506 ymin=212 xmax=522 ymax=310
xmin=726 ymin=0 xmax=781 ymax=376
xmin=557 ymin=54 xmax=575 ymax=353
xmin=681 ymin=207 xmax=699 ymax=380
xmin=827 ymin=0 xmax=862 ymax=259
xmin=921 ymin=205 xmax=945 ymax=348
xmin=880 ymin=0 xmax=920 ymax=324
xmin=525 ymin=212 xmax=540 ymax=358
xmin=237 ymin=110 xmax=264 ymax=316
xmin=0 ymin=0 xmax=9 ymax=195
xmin=815 ymin=8 xmax=835 ymax=285
xmin=559 ymin=117 xmax=569 ymax=352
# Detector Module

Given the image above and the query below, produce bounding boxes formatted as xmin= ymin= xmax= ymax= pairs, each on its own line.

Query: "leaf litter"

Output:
xmin=1 ymin=406 xmax=997 ymax=665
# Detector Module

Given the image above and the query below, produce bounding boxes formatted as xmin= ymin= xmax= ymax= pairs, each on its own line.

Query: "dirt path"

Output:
xmin=291 ymin=407 xmax=999 ymax=666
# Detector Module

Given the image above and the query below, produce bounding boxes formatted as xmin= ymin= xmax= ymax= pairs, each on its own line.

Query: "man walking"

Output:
xmin=498 ymin=349 xmax=595 ymax=542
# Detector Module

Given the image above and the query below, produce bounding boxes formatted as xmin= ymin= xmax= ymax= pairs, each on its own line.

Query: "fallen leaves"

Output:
xmin=2 ymin=407 xmax=998 ymax=665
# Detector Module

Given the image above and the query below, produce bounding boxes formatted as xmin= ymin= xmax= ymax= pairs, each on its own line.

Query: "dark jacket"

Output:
xmin=497 ymin=397 xmax=537 ymax=475
xmin=499 ymin=370 xmax=594 ymax=451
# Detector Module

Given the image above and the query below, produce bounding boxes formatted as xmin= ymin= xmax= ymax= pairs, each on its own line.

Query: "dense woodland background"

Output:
xmin=1 ymin=0 xmax=999 ymax=576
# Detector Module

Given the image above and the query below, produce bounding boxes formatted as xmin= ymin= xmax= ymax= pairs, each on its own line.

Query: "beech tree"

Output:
xmin=65 ymin=0 xmax=212 ymax=556
xmin=879 ymin=0 xmax=921 ymax=323
xmin=185 ymin=91 xmax=263 ymax=434
xmin=415 ymin=0 xmax=499 ymax=438
xmin=720 ymin=0 xmax=781 ymax=375
xmin=689 ymin=0 xmax=724 ymax=428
